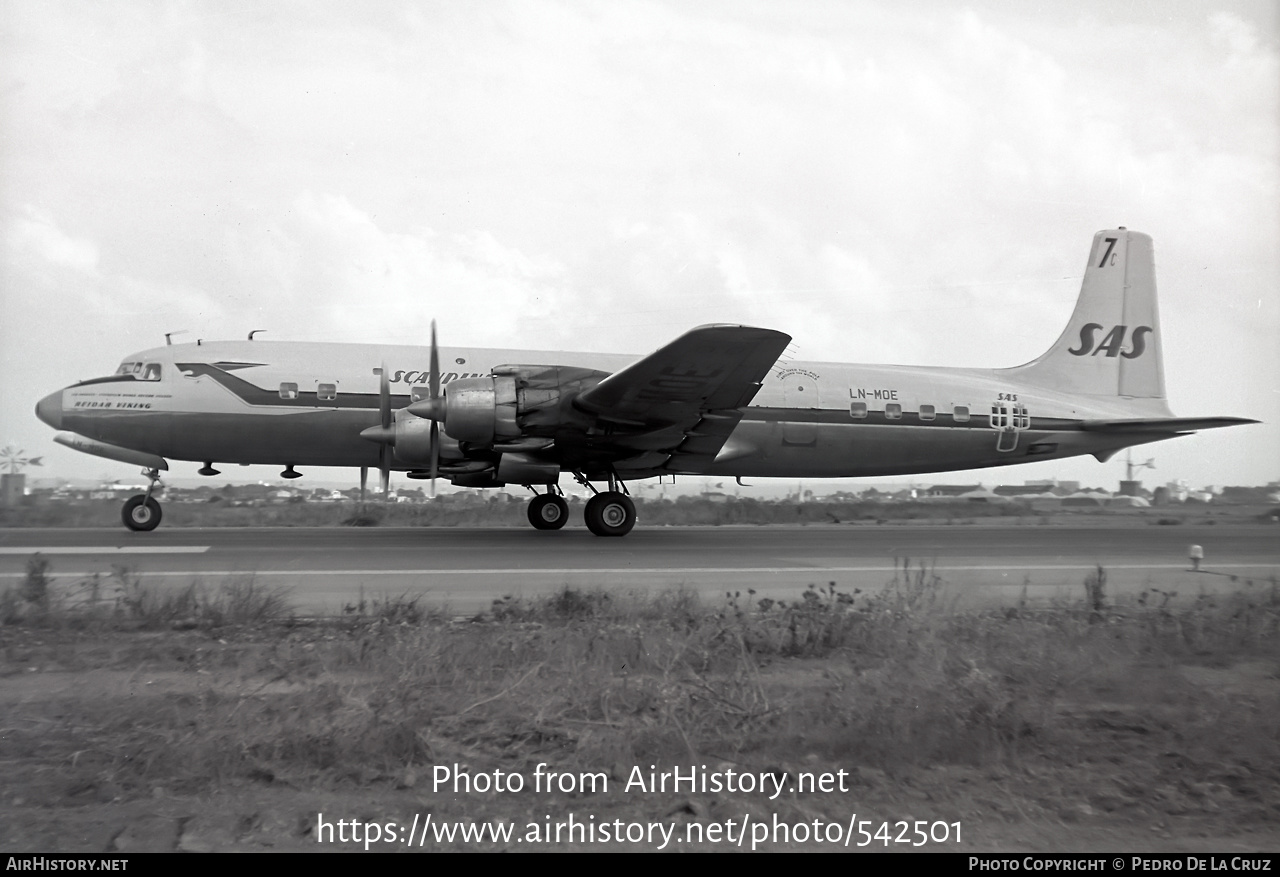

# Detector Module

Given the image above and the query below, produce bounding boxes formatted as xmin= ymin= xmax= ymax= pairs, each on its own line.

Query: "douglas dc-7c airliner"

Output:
xmin=34 ymin=229 xmax=1256 ymax=536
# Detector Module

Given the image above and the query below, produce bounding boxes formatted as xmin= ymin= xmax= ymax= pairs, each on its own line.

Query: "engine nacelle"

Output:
xmin=391 ymin=409 xmax=462 ymax=465
xmin=403 ymin=365 xmax=611 ymax=448
xmin=492 ymin=364 xmax=609 ymax=433
xmin=441 ymin=376 xmax=520 ymax=444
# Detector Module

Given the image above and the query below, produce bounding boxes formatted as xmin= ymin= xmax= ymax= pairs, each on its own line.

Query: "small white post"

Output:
xmin=1188 ymin=544 xmax=1204 ymax=571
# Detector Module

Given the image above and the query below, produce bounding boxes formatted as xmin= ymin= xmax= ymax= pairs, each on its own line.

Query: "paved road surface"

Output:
xmin=1 ymin=524 xmax=1275 ymax=614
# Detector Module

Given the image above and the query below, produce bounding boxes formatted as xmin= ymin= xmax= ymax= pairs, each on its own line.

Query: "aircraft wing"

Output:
xmin=574 ymin=324 xmax=791 ymax=473
xmin=576 ymin=324 xmax=791 ymax=426
xmin=1079 ymin=416 xmax=1259 ymax=435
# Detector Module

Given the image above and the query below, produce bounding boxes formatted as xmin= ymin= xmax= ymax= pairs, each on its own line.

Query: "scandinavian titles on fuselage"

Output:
xmin=385 ymin=370 xmax=488 ymax=384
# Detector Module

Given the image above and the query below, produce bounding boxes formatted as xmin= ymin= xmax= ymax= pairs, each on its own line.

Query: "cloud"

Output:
xmin=3 ymin=205 xmax=99 ymax=275
xmin=227 ymin=192 xmax=573 ymax=346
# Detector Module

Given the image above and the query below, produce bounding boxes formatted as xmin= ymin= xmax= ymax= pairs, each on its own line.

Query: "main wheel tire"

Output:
xmin=584 ymin=491 xmax=636 ymax=537
xmin=528 ymin=494 xmax=569 ymax=530
xmin=122 ymin=495 xmax=162 ymax=531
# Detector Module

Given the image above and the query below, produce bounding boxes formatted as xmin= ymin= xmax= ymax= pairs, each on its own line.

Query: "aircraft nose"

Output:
xmin=35 ymin=390 xmax=64 ymax=430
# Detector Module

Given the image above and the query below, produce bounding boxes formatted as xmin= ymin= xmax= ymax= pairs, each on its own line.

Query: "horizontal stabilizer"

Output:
xmin=1079 ymin=416 xmax=1258 ymax=434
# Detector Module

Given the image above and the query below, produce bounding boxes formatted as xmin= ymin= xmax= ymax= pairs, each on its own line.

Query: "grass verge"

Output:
xmin=3 ymin=561 xmax=1277 ymax=811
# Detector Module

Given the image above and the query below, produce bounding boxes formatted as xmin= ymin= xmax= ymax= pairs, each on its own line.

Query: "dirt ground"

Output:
xmin=2 ymin=618 xmax=1278 ymax=854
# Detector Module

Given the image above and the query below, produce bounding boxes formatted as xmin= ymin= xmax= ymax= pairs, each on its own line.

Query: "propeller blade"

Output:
xmin=430 ymin=420 xmax=439 ymax=498
xmin=429 ymin=320 xmax=439 ymax=401
xmin=363 ymin=362 xmax=398 ymax=443
xmin=359 ymin=465 xmax=368 ymax=504
xmin=379 ymin=361 xmax=391 ymax=430
xmin=380 ymin=445 xmax=390 ymax=502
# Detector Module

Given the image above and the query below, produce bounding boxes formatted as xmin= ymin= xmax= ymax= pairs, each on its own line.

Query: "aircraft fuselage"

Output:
xmin=41 ymin=339 xmax=1166 ymax=479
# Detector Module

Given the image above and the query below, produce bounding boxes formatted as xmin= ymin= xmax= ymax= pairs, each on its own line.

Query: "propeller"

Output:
xmin=358 ymin=363 xmax=394 ymax=502
xmin=378 ymin=361 xmax=391 ymax=500
xmin=362 ymin=323 xmax=445 ymax=498
xmin=428 ymin=321 xmax=440 ymax=496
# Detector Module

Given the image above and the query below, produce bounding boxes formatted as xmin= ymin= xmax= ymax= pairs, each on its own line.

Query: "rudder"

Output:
xmin=1007 ymin=229 xmax=1166 ymax=400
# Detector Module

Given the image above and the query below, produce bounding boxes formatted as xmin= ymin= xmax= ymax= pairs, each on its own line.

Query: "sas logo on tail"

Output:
xmin=1067 ymin=324 xmax=1152 ymax=358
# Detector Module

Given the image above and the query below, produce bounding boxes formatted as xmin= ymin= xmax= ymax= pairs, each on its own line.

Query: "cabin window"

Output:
xmin=885 ymin=403 xmax=902 ymax=420
xmin=140 ymin=363 xmax=162 ymax=381
xmin=849 ymin=401 xmax=868 ymax=419
xmin=953 ymin=405 xmax=970 ymax=422
xmin=411 ymin=385 xmax=431 ymax=403
xmin=919 ymin=404 xmax=936 ymax=421
xmin=317 ymin=383 xmax=337 ymax=401
xmin=279 ymin=382 xmax=299 ymax=400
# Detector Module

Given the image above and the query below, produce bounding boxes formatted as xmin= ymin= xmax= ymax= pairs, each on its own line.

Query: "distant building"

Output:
xmin=1218 ymin=486 xmax=1273 ymax=504
xmin=926 ymin=484 xmax=983 ymax=497
xmin=1061 ymin=492 xmax=1106 ymax=507
xmin=994 ymin=485 xmax=1056 ymax=497
xmin=1106 ymin=495 xmax=1150 ymax=508
xmin=1024 ymin=479 xmax=1080 ymax=494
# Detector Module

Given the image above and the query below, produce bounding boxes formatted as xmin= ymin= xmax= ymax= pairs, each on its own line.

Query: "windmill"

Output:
xmin=1119 ymin=449 xmax=1155 ymax=497
xmin=1 ymin=445 xmax=42 ymax=475
xmin=1 ymin=445 xmax=42 ymax=507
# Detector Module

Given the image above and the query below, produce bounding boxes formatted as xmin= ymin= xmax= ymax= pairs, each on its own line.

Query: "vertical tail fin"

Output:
xmin=1008 ymin=229 xmax=1166 ymax=400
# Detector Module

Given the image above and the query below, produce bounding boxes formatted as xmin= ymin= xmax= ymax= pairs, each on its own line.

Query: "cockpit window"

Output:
xmin=140 ymin=363 xmax=162 ymax=382
xmin=116 ymin=362 xmax=141 ymax=376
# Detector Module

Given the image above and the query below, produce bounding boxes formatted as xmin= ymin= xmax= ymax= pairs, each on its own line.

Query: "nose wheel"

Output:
xmin=121 ymin=467 xmax=164 ymax=531
xmin=528 ymin=493 xmax=569 ymax=530
xmin=122 ymin=495 xmax=162 ymax=531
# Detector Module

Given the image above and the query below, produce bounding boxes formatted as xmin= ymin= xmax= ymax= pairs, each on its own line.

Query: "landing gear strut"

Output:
xmin=577 ymin=471 xmax=636 ymax=537
xmin=122 ymin=468 xmax=163 ymax=532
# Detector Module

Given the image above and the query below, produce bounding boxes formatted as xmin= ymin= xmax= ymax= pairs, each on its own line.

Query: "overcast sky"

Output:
xmin=2 ymin=1 xmax=1276 ymax=491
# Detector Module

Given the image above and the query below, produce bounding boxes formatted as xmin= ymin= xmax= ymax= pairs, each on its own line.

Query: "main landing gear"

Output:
xmin=122 ymin=468 xmax=163 ymax=532
xmin=584 ymin=491 xmax=636 ymax=537
xmin=527 ymin=489 xmax=570 ymax=530
xmin=579 ymin=471 xmax=636 ymax=537
xmin=524 ymin=473 xmax=636 ymax=537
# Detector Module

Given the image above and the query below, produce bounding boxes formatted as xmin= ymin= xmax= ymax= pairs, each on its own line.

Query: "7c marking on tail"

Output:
xmin=1098 ymin=236 xmax=1118 ymax=267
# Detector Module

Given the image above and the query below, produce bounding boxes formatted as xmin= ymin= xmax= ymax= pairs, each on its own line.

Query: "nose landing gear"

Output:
xmin=122 ymin=468 xmax=164 ymax=531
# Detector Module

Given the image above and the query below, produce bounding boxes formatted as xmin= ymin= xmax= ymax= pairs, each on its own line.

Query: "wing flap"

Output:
xmin=664 ymin=409 xmax=746 ymax=473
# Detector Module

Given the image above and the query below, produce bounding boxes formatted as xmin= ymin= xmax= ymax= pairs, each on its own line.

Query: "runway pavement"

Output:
xmin=1 ymin=523 xmax=1276 ymax=614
